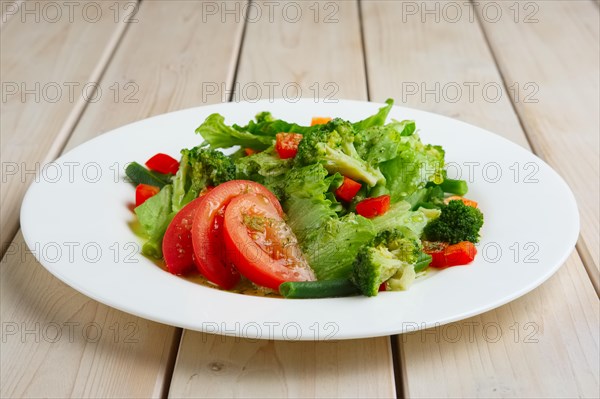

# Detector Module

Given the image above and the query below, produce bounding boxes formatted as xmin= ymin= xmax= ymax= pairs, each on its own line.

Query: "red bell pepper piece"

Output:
xmin=335 ymin=177 xmax=362 ymax=202
xmin=145 ymin=153 xmax=180 ymax=175
xmin=424 ymin=241 xmax=477 ymax=268
xmin=275 ymin=133 xmax=303 ymax=159
xmin=355 ymin=195 xmax=391 ymax=218
xmin=135 ymin=184 xmax=160 ymax=207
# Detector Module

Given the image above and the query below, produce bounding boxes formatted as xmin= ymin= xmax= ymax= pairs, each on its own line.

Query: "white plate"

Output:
xmin=21 ymin=99 xmax=579 ymax=340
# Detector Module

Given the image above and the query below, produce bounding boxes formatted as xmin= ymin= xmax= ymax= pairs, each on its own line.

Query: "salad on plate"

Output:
xmin=125 ymin=99 xmax=484 ymax=298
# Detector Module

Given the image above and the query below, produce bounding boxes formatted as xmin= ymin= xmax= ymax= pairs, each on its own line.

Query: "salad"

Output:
xmin=125 ymin=99 xmax=484 ymax=298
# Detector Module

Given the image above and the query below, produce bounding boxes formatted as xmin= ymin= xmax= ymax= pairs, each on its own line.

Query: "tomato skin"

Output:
xmin=191 ymin=181 xmax=282 ymax=289
xmin=355 ymin=195 xmax=391 ymax=218
xmin=335 ymin=177 xmax=362 ymax=202
xmin=223 ymin=193 xmax=315 ymax=291
xmin=146 ymin=153 xmax=180 ymax=175
xmin=162 ymin=195 xmax=205 ymax=275
xmin=424 ymin=241 xmax=477 ymax=268
xmin=275 ymin=133 xmax=303 ymax=159
xmin=135 ymin=184 xmax=160 ymax=207
xmin=310 ymin=116 xmax=331 ymax=126
xmin=444 ymin=196 xmax=478 ymax=208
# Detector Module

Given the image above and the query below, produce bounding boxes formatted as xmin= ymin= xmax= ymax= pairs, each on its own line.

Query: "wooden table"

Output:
xmin=1 ymin=1 xmax=598 ymax=397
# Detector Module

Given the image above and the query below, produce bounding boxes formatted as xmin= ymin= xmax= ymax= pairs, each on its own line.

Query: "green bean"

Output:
xmin=279 ymin=279 xmax=359 ymax=299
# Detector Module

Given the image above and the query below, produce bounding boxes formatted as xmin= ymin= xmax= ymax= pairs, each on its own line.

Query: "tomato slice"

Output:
xmin=223 ymin=193 xmax=315 ymax=291
xmin=355 ymin=195 xmax=391 ymax=218
xmin=191 ymin=180 xmax=283 ymax=289
xmin=162 ymin=195 xmax=206 ymax=275
xmin=423 ymin=241 xmax=477 ymax=268
xmin=335 ymin=176 xmax=362 ymax=202
xmin=310 ymin=116 xmax=331 ymax=126
xmin=135 ymin=184 xmax=160 ymax=207
xmin=145 ymin=153 xmax=180 ymax=175
xmin=275 ymin=133 xmax=303 ymax=159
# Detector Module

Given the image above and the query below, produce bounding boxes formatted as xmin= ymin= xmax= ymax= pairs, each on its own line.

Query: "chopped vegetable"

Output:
xmin=295 ymin=119 xmax=385 ymax=187
xmin=444 ymin=195 xmax=478 ymax=208
xmin=275 ymin=132 xmax=303 ymax=159
xmin=126 ymin=162 xmax=171 ymax=188
xmin=135 ymin=184 xmax=160 ymax=207
xmin=423 ymin=200 xmax=484 ymax=244
xmin=311 ymin=116 xmax=332 ymax=126
xmin=352 ymin=228 xmax=421 ymax=296
xmin=438 ymin=178 xmax=468 ymax=196
xmin=355 ymin=195 xmax=391 ymax=218
xmin=424 ymin=241 xmax=477 ymax=268
xmin=145 ymin=153 xmax=180 ymax=175
xmin=335 ymin=176 xmax=362 ymax=202
xmin=279 ymin=279 xmax=358 ymax=298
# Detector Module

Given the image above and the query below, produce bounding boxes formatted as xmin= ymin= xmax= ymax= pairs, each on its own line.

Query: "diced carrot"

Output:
xmin=310 ymin=116 xmax=332 ymax=126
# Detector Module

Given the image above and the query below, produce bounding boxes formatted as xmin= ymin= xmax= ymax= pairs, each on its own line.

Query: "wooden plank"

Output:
xmin=170 ymin=334 xmax=394 ymax=398
xmin=0 ymin=0 xmax=130 ymax=257
xmin=0 ymin=1 xmax=245 ymax=397
xmin=361 ymin=1 xmax=599 ymax=397
xmin=169 ymin=2 xmax=395 ymax=398
xmin=475 ymin=0 xmax=599 ymax=280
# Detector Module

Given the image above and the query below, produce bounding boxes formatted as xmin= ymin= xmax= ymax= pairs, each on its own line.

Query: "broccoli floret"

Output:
xmin=234 ymin=146 xmax=293 ymax=199
xmin=352 ymin=228 xmax=421 ymax=296
xmin=422 ymin=200 xmax=484 ymax=244
xmin=295 ymin=119 xmax=385 ymax=187
xmin=172 ymin=147 xmax=235 ymax=211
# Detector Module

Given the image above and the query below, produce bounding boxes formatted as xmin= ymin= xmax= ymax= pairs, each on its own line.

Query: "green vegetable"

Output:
xmin=404 ymin=186 xmax=445 ymax=210
xmin=283 ymin=164 xmax=376 ymax=280
xmin=234 ymin=146 xmax=293 ymax=198
xmin=234 ymin=111 xmax=312 ymax=138
xmin=172 ymin=147 xmax=235 ymax=211
xmin=438 ymin=178 xmax=468 ymax=196
xmin=302 ymin=213 xmax=376 ymax=280
xmin=135 ymin=185 xmax=175 ymax=258
xmin=352 ymin=98 xmax=394 ymax=131
xmin=423 ymin=200 xmax=484 ymax=244
xmin=125 ymin=162 xmax=171 ymax=188
xmin=380 ymin=135 xmax=445 ymax=202
xmin=355 ymin=120 xmax=415 ymax=165
xmin=413 ymin=252 xmax=433 ymax=273
xmin=371 ymin=201 xmax=428 ymax=236
xmin=195 ymin=113 xmax=275 ymax=150
xmin=295 ymin=119 xmax=385 ymax=187
xmin=279 ymin=279 xmax=359 ymax=298
xmin=352 ymin=228 xmax=422 ymax=296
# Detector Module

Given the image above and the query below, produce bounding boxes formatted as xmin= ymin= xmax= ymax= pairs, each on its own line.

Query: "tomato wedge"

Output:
xmin=135 ymin=184 xmax=160 ymax=207
xmin=145 ymin=153 xmax=180 ymax=175
xmin=275 ymin=133 xmax=303 ymax=159
xmin=423 ymin=241 xmax=477 ymax=268
xmin=191 ymin=180 xmax=283 ymax=289
xmin=162 ymin=195 xmax=206 ymax=275
xmin=335 ymin=176 xmax=362 ymax=202
xmin=355 ymin=195 xmax=391 ymax=218
xmin=223 ymin=193 xmax=315 ymax=291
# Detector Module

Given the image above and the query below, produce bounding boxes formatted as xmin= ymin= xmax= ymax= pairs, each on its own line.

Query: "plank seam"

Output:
xmin=227 ymin=0 xmax=251 ymax=102
xmin=357 ymin=0 xmax=371 ymax=101
xmin=160 ymin=328 xmax=184 ymax=399
xmin=471 ymin=0 xmax=600 ymax=296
